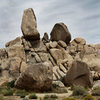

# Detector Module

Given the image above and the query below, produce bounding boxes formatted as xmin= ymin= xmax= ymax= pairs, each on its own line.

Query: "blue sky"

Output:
xmin=0 ymin=0 xmax=100 ymax=48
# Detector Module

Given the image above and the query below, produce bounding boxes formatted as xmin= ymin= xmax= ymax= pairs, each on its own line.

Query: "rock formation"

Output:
xmin=21 ymin=8 xmax=40 ymax=40
xmin=0 ymin=8 xmax=100 ymax=91
xmin=15 ymin=62 xmax=53 ymax=92
xmin=50 ymin=23 xmax=71 ymax=44
xmin=64 ymin=61 xmax=93 ymax=87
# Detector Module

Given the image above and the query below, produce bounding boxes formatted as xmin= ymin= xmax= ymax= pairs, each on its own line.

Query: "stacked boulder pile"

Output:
xmin=0 ymin=8 xmax=100 ymax=91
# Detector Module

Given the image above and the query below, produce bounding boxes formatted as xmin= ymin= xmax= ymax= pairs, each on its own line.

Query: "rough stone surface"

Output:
xmin=6 ymin=45 xmax=26 ymax=61
xmin=53 ymin=81 xmax=65 ymax=87
xmin=49 ymin=41 xmax=58 ymax=48
xmin=50 ymin=49 xmax=64 ymax=63
xmin=9 ymin=57 xmax=21 ymax=79
xmin=1 ymin=8 xmax=100 ymax=91
xmin=50 ymin=23 xmax=71 ymax=44
xmin=0 ymin=48 xmax=7 ymax=59
xmin=20 ymin=62 xmax=27 ymax=73
xmin=21 ymin=8 xmax=40 ymax=40
xmin=74 ymin=37 xmax=86 ymax=45
xmin=42 ymin=32 xmax=49 ymax=42
xmin=15 ymin=62 xmax=53 ymax=91
xmin=6 ymin=37 xmax=22 ymax=47
xmin=64 ymin=61 xmax=93 ymax=87
xmin=58 ymin=40 xmax=67 ymax=48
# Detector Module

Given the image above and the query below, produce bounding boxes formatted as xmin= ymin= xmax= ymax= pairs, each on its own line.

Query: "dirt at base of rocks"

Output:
xmin=1 ymin=91 xmax=72 ymax=100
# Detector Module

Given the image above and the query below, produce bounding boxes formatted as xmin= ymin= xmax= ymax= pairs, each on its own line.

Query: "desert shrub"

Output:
xmin=50 ymin=95 xmax=58 ymax=99
xmin=43 ymin=95 xmax=49 ymax=100
xmin=29 ymin=93 xmax=37 ymax=99
xmin=62 ymin=97 xmax=77 ymax=100
xmin=1 ymin=88 xmax=13 ymax=96
xmin=43 ymin=95 xmax=57 ymax=100
xmin=0 ymin=95 xmax=4 ymax=100
xmin=23 ymin=97 xmax=29 ymax=100
xmin=92 ymin=87 xmax=100 ymax=96
xmin=52 ymin=87 xmax=68 ymax=93
xmin=7 ymin=80 xmax=15 ymax=88
xmin=83 ymin=95 xmax=94 ymax=100
xmin=72 ymin=85 xmax=88 ymax=96
xmin=15 ymin=89 xmax=29 ymax=98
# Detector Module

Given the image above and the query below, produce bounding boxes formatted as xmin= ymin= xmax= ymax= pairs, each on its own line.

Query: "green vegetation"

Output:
xmin=15 ymin=89 xmax=29 ymax=98
xmin=92 ymin=87 xmax=100 ymax=96
xmin=29 ymin=93 xmax=38 ymax=99
xmin=23 ymin=97 xmax=29 ymax=100
xmin=52 ymin=84 xmax=68 ymax=93
xmin=1 ymin=88 xmax=13 ymax=96
xmin=7 ymin=80 xmax=15 ymax=88
xmin=62 ymin=97 xmax=77 ymax=100
xmin=43 ymin=95 xmax=58 ymax=100
xmin=72 ymin=85 xmax=88 ymax=96
xmin=83 ymin=95 xmax=94 ymax=100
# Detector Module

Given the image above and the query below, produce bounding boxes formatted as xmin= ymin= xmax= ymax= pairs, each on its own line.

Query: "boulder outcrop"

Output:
xmin=15 ymin=62 xmax=53 ymax=91
xmin=0 ymin=8 xmax=100 ymax=91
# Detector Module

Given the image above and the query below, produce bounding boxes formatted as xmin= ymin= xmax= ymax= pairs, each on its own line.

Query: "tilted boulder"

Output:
xmin=64 ymin=60 xmax=93 ymax=87
xmin=58 ymin=40 xmax=67 ymax=48
xmin=21 ymin=8 xmax=40 ymax=40
xmin=15 ymin=62 xmax=53 ymax=91
xmin=50 ymin=23 xmax=71 ymax=44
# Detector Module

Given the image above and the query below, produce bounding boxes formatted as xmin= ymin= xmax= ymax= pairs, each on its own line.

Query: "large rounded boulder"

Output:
xmin=50 ymin=23 xmax=71 ymax=44
xmin=64 ymin=60 xmax=93 ymax=87
xmin=15 ymin=62 xmax=53 ymax=92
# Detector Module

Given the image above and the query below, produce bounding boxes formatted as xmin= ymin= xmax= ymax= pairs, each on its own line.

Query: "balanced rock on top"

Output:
xmin=21 ymin=8 xmax=40 ymax=40
xmin=50 ymin=23 xmax=71 ymax=44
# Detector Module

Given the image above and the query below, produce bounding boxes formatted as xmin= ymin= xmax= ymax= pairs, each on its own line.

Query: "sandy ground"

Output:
xmin=36 ymin=90 xmax=72 ymax=98
xmin=3 ymin=90 xmax=72 ymax=100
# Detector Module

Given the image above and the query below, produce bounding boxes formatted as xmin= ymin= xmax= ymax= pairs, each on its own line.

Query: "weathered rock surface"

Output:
xmin=15 ymin=62 xmax=53 ymax=91
xmin=1 ymin=8 xmax=100 ymax=91
xmin=74 ymin=37 xmax=86 ymax=45
xmin=42 ymin=32 xmax=49 ymax=43
xmin=6 ymin=37 xmax=22 ymax=47
xmin=58 ymin=40 xmax=67 ymax=48
xmin=64 ymin=61 xmax=93 ymax=87
xmin=0 ymin=48 xmax=7 ymax=59
xmin=6 ymin=45 xmax=26 ymax=61
xmin=50 ymin=23 xmax=71 ymax=44
xmin=21 ymin=8 xmax=40 ymax=40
